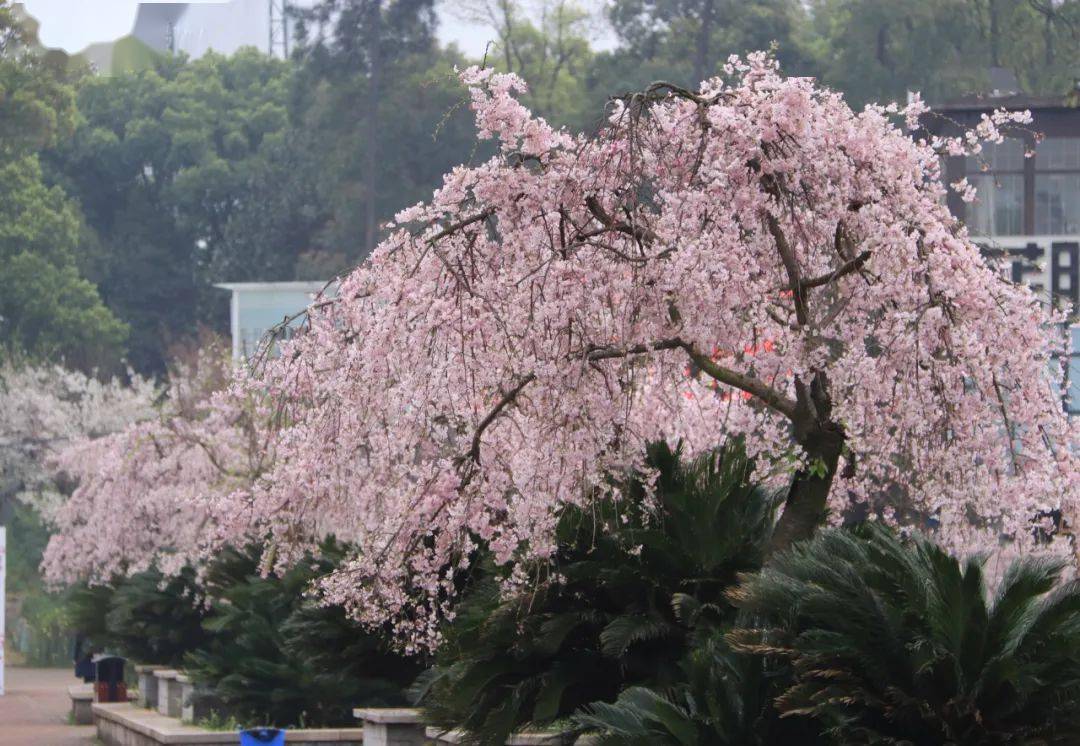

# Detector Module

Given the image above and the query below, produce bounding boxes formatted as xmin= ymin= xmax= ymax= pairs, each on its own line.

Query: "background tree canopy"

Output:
xmin=4 ymin=0 xmax=1080 ymax=374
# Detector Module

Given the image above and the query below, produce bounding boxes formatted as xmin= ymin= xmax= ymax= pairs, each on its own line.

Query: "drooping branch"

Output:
xmin=462 ymin=373 xmax=537 ymax=468
xmin=460 ymin=339 xmax=686 ymax=470
xmin=428 ymin=208 xmax=497 ymax=244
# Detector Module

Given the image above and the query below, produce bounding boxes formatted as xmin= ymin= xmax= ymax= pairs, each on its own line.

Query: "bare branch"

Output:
xmin=584 ymin=195 xmax=658 ymax=245
xmin=765 ymin=212 xmax=809 ymax=326
xmin=782 ymin=251 xmax=872 ymax=292
xmin=678 ymin=340 xmax=799 ymax=420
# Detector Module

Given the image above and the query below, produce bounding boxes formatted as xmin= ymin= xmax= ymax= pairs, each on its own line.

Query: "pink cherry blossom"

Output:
xmin=229 ymin=54 xmax=1079 ymax=649
xmin=45 ymin=55 xmax=1080 ymax=652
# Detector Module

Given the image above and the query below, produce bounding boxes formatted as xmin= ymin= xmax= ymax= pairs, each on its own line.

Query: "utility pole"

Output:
xmin=269 ymin=0 xmax=290 ymax=59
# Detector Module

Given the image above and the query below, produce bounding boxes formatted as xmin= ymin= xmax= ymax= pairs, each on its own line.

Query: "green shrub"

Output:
xmin=415 ymin=441 xmax=779 ymax=745
xmin=185 ymin=542 xmax=421 ymax=728
xmin=105 ymin=566 xmax=209 ymax=667
xmin=65 ymin=566 xmax=209 ymax=667
xmin=573 ymin=623 xmax=824 ymax=745
xmin=67 ymin=582 xmax=116 ymax=652
xmin=730 ymin=524 xmax=1080 ymax=745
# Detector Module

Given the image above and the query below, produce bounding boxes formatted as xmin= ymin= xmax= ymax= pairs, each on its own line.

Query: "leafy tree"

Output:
xmin=292 ymin=0 xmax=441 ymax=259
xmin=51 ymin=49 xmax=312 ymax=373
xmin=291 ymin=44 xmax=483 ymax=265
xmin=731 ymin=524 xmax=1080 ymax=744
xmin=0 ymin=0 xmax=77 ymax=160
xmin=415 ymin=442 xmax=778 ymax=745
xmin=0 ymin=3 xmax=126 ymax=370
xmin=807 ymin=0 xmax=1080 ymax=107
xmin=455 ymin=1 xmax=598 ymax=130
xmin=597 ymin=0 xmax=818 ymax=95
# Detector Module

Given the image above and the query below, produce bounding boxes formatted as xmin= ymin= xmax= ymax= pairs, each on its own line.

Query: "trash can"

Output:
xmin=93 ymin=655 xmax=127 ymax=703
xmin=239 ymin=728 xmax=285 ymax=746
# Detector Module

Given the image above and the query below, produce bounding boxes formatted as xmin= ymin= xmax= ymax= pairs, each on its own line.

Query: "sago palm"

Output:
xmin=730 ymin=524 xmax=1080 ymax=745
xmin=414 ymin=440 xmax=780 ymax=746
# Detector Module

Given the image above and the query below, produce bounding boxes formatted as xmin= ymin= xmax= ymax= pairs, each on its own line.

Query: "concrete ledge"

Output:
xmin=94 ymin=703 xmax=236 ymax=745
xmin=426 ymin=728 xmax=574 ymax=745
xmin=352 ymin=708 xmax=424 ymax=745
xmin=136 ymin=665 xmax=169 ymax=709
xmin=70 ymin=684 xmax=94 ymax=725
xmin=135 ymin=665 xmax=169 ymax=674
xmin=93 ymin=702 xmax=365 ymax=746
xmin=352 ymin=708 xmax=424 ymax=724
xmin=154 ymin=670 xmax=182 ymax=718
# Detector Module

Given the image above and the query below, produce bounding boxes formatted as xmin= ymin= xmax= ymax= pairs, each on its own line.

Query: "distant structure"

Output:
xmin=269 ymin=0 xmax=290 ymax=59
xmin=924 ymin=75 xmax=1080 ymax=412
xmin=131 ymin=3 xmax=187 ymax=53
xmin=215 ymin=281 xmax=331 ymax=361
xmin=131 ymin=0 xmax=298 ymax=59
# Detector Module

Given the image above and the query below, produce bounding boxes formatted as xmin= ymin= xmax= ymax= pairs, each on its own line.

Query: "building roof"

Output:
xmin=214 ymin=281 xmax=331 ymax=293
xmin=931 ymin=93 xmax=1078 ymax=113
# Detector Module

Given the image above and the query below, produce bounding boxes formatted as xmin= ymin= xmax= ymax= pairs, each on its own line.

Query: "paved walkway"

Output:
xmin=0 ymin=667 xmax=96 ymax=745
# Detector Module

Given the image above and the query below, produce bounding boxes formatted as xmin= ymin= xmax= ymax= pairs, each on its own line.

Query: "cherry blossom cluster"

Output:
xmin=0 ymin=363 xmax=157 ymax=515
xmin=228 ymin=54 xmax=1079 ymax=649
xmin=42 ymin=55 xmax=1080 ymax=650
xmin=40 ymin=347 xmax=271 ymax=584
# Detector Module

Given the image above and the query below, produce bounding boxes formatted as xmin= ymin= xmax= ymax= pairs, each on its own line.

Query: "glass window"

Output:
xmin=1035 ymin=174 xmax=1080 ymax=234
xmin=1065 ymin=326 xmax=1080 ymax=414
xmin=968 ymin=138 xmax=1026 ymax=172
xmin=968 ymin=173 xmax=1024 ymax=236
xmin=1036 ymin=138 xmax=1080 ymax=171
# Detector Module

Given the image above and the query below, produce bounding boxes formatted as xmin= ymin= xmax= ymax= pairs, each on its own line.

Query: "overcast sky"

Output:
xmin=19 ymin=1 xmax=613 ymax=59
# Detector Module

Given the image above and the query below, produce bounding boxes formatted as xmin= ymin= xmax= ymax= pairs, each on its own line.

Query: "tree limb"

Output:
xmin=765 ymin=212 xmax=809 ymax=326
xmin=783 ymin=251 xmax=872 ymax=292
xmin=678 ymin=340 xmax=798 ymax=420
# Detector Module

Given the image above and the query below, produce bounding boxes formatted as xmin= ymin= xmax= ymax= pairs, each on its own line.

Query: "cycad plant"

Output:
xmin=730 ymin=523 xmax=1080 ymax=745
xmin=185 ymin=541 xmax=420 ymax=728
xmin=415 ymin=441 xmax=780 ymax=746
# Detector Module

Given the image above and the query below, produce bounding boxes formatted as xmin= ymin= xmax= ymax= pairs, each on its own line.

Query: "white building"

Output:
xmin=215 ymin=281 xmax=331 ymax=361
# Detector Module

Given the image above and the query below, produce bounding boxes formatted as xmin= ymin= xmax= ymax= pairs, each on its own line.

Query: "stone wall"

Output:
xmin=93 ymin=702 xmax=364 ymax=746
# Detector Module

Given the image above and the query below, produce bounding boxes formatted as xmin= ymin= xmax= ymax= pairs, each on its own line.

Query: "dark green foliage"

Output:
xmin=64 ymin=566 xmax=209 ymax=666
xmin=574 ymin=606 xmax=831 ymax=746
xmin=731 ymin=524 xmax=1080 ymax=745
xmin=415 ymin=441 xmax=779 ymax=746
xmin=104 ymin=566 xmax=209 ymax=667
xmin=185 ymin=543 xmax=420 ymax=728
xmin=8 ymin=500 xmax=72 ymax=665
xmin=66 ymin=581 xmax=116 ymax=652
xmin=49 ymin=49 xmax=310 ymax=373
xmin=573 ymin=628 xmax=816 ymax=746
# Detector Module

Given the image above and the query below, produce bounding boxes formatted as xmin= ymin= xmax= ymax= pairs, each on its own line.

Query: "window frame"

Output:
xmin=1034 ymin=139 xmax=1080 ymax=234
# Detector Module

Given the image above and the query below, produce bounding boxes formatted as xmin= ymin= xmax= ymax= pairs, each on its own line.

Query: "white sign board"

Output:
xmin=0 ymin=526 xmax=6 ymax=696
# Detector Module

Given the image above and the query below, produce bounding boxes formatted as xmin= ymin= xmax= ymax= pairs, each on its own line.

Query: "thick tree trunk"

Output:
xmin=768 ymin=377 xmax=845 ymax=555
xmin=768 ymin=422 xmax=844 ymax=554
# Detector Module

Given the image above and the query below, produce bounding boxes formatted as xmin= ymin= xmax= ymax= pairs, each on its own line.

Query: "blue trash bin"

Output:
xmin=239 ymin=728 xmax=285 ymax=746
